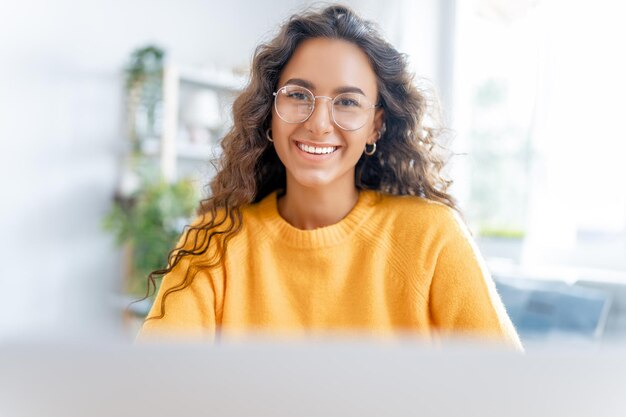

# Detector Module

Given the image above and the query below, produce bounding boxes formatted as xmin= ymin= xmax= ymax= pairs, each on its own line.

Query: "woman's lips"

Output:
xmin=293 ymin=140 xmax=340 ymax=161
xmin=296 ymin=141 xmax=338 ymax=154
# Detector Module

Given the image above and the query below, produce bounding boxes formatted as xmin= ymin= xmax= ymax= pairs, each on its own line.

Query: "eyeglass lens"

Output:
xmin=275 ymin=85 xmax=373 ymax=130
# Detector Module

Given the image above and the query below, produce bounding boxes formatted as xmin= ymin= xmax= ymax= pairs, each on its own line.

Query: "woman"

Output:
xmin=138 ymin=4 xmax=522 ymax=349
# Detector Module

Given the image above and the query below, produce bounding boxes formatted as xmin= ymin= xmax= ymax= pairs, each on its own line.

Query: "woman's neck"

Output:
xmin=277 ymin=181 xmax=360 ymax=230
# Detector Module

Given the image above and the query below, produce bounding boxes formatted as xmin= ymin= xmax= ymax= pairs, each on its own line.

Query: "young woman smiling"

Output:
xmin=138 ymin=5 xmax=522 ymax=350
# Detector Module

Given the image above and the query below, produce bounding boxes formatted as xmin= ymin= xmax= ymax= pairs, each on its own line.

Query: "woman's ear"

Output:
xmin=369 ymin=108 xmax=385 ymax=143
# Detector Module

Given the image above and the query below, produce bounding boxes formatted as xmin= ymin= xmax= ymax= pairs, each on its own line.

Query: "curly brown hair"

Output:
xmin=143 ymin=4 xmax=457 ymax=320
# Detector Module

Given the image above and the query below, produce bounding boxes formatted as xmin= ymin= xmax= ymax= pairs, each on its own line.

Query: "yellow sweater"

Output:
xmin=139 ymin=190 xmax=522 ymax=349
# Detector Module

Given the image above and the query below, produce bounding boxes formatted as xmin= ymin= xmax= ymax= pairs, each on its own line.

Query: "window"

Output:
xmin=452 ymin=0 xmax=626 ymax=275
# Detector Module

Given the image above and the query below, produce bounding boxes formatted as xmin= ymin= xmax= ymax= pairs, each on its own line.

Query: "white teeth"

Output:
xmin=297 ymin=142 xmax=337 ymax=155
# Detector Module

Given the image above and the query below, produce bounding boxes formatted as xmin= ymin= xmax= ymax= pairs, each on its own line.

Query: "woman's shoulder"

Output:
xmin=365 ymin=191 xmax=469 ymax=244
xmin=237 ymin=191 xmax=282 ymax=228
xmin=172 ymin=207 xmax=240 ymax=258
xmin=366 ymin=192 xmax=474 ymax=262
xmin=373 ymin=191 xmax=458 ymax=224
xmin=184 ymin=196 xmax=271 ymax=239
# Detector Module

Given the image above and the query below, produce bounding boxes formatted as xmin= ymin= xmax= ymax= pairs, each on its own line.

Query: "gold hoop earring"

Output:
xmin=265 ymin=128 xmax=274 ymax=143
xmin=364 ymin=142 xmax=376 ymax=156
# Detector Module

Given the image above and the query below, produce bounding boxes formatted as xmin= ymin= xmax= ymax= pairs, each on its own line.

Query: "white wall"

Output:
xmin=0 ymin=0 xmax=305 ymax=339
xmin=0 ymin=0 xmax=445 ymax=340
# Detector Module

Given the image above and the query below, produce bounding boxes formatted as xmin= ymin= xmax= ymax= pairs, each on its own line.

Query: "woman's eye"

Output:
xmin=336 ymin=98 xmax=360 ymax=107
xmin=287 ymin=92 xmax=309 ymax=101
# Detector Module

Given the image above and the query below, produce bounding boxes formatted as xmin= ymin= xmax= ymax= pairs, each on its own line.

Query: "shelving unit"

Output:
xmin=111 ymin=52 xmax=251 ymax=321
xmin=158 ymin=63 xmax=248 ymax=184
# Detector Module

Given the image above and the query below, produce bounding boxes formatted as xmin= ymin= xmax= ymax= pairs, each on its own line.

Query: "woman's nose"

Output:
xmin=304 ymin=96 xmax=334 ymax=135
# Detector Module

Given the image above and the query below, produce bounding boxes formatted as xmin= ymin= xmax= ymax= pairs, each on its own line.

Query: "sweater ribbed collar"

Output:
xmin=255 ymin=189 xmax=379 ymax=249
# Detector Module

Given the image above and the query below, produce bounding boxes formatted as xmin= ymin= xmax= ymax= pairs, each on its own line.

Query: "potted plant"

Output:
xmin=103 ymin=173 xmax=198 ymax=312
xmin=125 ymin=45 xmax=165 ymax=148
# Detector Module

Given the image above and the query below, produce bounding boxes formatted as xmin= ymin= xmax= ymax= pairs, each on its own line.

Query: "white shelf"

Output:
xmin=140 ymin=138 xmax=221 ymax=162
xmin=177 ymin=65 xmax=248 ymax=91
xmin=177 ymin=141 xmax=222 ymax=161
xmin=157 ymin=64 xmax=241 ymax=182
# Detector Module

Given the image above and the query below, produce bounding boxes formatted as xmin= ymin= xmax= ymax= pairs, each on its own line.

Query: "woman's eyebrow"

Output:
xmin=334 ymin=85 xmax=366 ymax=95
xmin=284 ymin=78 xmax=315 ymax=89
xmin=283 ymin=78 xmax=366 ymax=96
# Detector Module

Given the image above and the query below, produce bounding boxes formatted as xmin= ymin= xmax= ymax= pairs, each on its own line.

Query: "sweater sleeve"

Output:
xmin=428 ymin=208 xmax=523 ymax=351
xmin=136 ymin=226 xmax=218 ymax=343
xmin=136 ymin=263 xmax=217 ymax=343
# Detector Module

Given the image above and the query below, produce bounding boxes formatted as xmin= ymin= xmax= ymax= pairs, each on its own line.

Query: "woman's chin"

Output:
xmin=285 ymin=165 xmax=356 ymax=192
xmin=292 ymin=176 xmax=334 ymax=190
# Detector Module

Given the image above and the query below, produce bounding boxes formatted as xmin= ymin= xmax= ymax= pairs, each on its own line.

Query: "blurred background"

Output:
xmin=0 ymin=0 xmax=624 ymax=346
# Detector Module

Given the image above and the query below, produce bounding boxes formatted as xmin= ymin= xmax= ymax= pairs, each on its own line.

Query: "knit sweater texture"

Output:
xmin=139 ymin=189 xmax=522 ymax=350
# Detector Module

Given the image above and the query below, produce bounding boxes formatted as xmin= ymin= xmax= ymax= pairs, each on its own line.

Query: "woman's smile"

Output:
xmin=293 ymin=139 xmax=341 ymax=162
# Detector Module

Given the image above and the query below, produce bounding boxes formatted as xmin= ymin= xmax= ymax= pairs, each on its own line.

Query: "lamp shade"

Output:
xmin=181 ymin=90 xmax=221 ymax=129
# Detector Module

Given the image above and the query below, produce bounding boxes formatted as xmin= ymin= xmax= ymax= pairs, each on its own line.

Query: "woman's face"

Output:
xmin=271 ymin=37 xmax=384 ymax=192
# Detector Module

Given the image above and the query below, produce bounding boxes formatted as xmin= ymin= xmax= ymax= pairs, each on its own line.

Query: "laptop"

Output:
xmin=1 ymin=337 xmax=625 ymax=417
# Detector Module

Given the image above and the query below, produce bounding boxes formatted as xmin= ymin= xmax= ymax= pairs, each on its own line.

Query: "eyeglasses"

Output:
xmin=272 ymin=85 xmax=379 ymax=131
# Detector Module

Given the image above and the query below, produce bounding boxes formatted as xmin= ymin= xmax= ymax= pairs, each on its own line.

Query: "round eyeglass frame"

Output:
xmin=272 ymin=84 xmax=380 ymax=131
